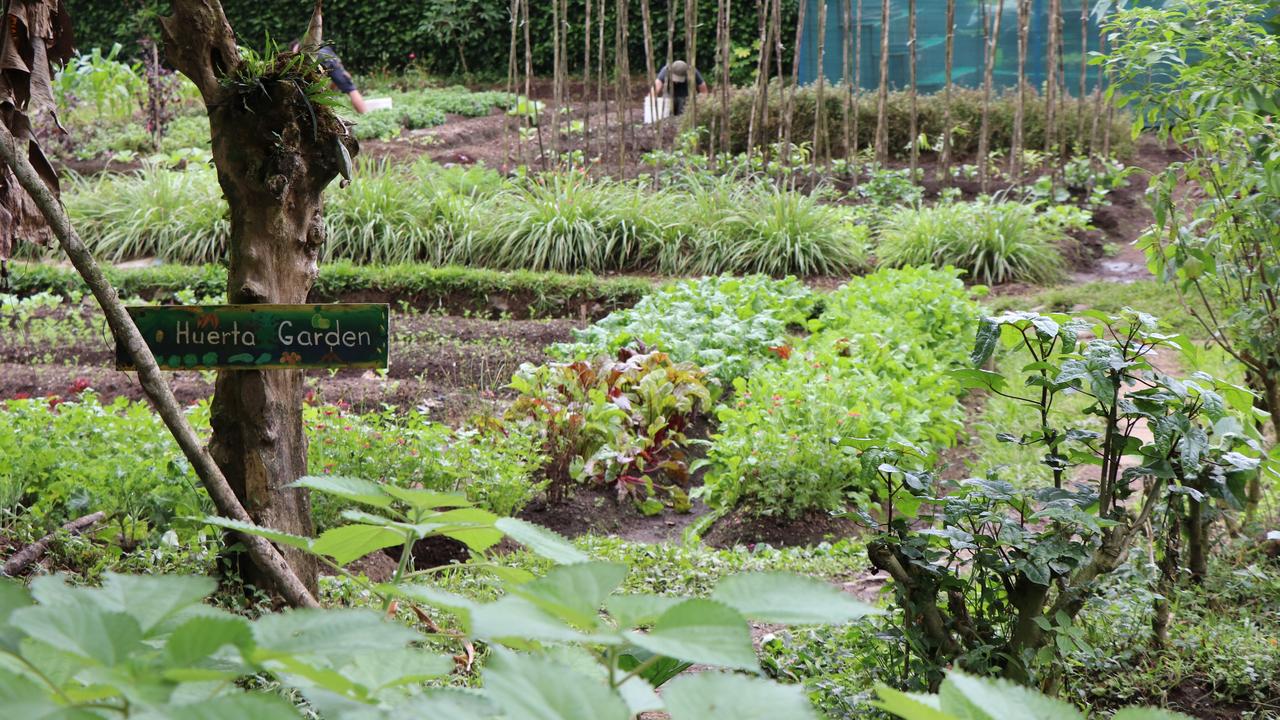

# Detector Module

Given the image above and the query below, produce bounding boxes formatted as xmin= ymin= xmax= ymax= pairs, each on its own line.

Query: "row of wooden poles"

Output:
xmin=502 ymin=0 xmax=1117 ymax=186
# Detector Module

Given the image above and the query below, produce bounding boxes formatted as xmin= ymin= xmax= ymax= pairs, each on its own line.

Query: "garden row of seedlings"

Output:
xmin=501 ymin=0 xmax=1119 ymax=183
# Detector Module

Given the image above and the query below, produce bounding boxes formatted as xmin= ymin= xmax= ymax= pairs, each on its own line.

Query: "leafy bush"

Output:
xmin=876 ymin=201 xmax=1066 ymax=285
xmin=507 ymin=345 xmax=711 ymax=508
xmin=702 ymin=267 xmax=978 ymax=518
xmin=862 ymin=309 xmax=1267 ymax=685
xmin=0 ymin=395 xmax=550 ymax=541
xmin=556 ymin=274 xmax=818 ymax=387
xmin=306 ymin=405 xmax=545 ymax=525
xmin=875 ymin=670 xmax=1192 ymax=719
xmin=52 ymin=44 xmax=145 ymax=123
xmin=0 ymin=393 xmax=210 ymax=544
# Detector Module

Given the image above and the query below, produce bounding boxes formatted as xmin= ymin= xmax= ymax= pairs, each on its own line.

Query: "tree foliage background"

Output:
xmin=66 ymin=0 xmax=801 ymax=77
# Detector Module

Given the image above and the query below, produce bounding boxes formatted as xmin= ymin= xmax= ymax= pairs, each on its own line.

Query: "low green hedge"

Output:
xmin=5 ymin=262 xmax=654 ymax=319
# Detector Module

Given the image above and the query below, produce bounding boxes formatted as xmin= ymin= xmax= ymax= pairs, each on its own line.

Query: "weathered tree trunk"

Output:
xmin=873 ymin=0 xmax=890 ymax=162
xmin=161 ymin=0 xmax=357 ymax=596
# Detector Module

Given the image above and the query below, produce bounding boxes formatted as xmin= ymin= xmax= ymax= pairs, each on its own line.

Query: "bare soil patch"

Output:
xmin=702 ymin=507 xmax=860 ymax=549
xmin=518 ymin=487 xmax=710 ymax=544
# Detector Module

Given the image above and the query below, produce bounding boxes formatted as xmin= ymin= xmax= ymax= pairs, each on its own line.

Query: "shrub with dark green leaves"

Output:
xmin=876 ymin=201 xmax=1065 ymax=285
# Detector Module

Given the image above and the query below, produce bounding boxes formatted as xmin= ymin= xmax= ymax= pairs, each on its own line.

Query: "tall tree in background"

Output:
xmin=159 ymin=0 xmax=359 ymax=595
xmin=873 ymin=0 xmax=890 ymax=162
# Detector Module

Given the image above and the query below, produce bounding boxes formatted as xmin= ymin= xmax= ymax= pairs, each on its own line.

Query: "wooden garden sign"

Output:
xmin=116 ymin=304 xmax=389 ymax=371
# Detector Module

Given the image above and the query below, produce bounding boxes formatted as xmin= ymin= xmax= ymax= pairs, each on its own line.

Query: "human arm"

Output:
xmin=347 ymin=89 xmax=369 ymax=114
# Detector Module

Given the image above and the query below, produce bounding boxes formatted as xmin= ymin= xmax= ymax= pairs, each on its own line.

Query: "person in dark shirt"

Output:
xmin=290 ymin=41 xmax=369 ymax=114
xmin=653 ymin=60 xmax=709 ymax=116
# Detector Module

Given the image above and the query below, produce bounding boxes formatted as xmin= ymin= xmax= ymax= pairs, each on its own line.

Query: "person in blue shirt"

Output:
xmin=290 ymin=41 xmax=369 ymax=114
xmin=653 ymin=60 xmax=709 ymax=116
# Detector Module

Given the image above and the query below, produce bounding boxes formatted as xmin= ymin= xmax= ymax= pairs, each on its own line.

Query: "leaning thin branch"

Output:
xmin=2 ymin=511 xmax=105 ymax=576
xmin=0 ymin=123 xmax=319 ymax=609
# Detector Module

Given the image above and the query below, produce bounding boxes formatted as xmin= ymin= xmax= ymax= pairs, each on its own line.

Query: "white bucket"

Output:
xmin=643 ymin=94 xmax=670 ymax=124
xmin=365 ymin=97 xmax=394 ymax=111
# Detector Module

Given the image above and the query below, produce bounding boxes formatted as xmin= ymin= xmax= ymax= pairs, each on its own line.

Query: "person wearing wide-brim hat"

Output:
xmin=653 ymin=60 xmax=709 ymax=116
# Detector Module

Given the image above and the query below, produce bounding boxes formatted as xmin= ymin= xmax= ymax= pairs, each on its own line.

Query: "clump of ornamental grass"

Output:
xmin=876 ymin=200 xmax=1064 ymax=285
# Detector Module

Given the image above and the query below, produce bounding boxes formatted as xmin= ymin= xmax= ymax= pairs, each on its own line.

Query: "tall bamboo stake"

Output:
xmin=661 ymin=0 xmax=676 ymax=152
xmin=686 ymin=0 xmax=699 ymax=149
xmin=768 ymin=0 xmax=784 ymax=159
xmin=852 ymin=0 xmax=863 ymax=181
xmin=1090 ymin=11 xmax=1106 ymax=154
xmin=781 ymin=0 xmax=807 ymax=167
xmin=873 ymin=0 xmax=890 ymax=163
xmin=1045 ymin=0 xmax=1060 ymax=156
xmin=748 ymin=0 xmax=774 ymax=157
xmin=506 ymin=0 xmax=520 ymax=168
xmin=814 ymin=0 xmax=829 ymax=165
xmin=640 ymin=0 xmax=657 ymax=170
xmin=598 ymin=0 xmax=608 ymax=159
xmin=1012 ymin=0 xmax=1030 ymax=180
xmin=1078 ymin=0 xmax=1089 ymax=154
xmin=617 ymin=0 xmax=631 ymax=173
xmin=522 ymin=0 xmax=541 ymax=168
xmin=841 ymin=0 xmax=853 ymax=160
xmin=939 ymin=0 xmax=955 ymax=183
xmin=978 ymin=0 xmax=1006 ymax=193
xmin=583 ymin=0 xmax=593 ymax=162
xmin=907 ymin=0 xmax=917 ymax=176
xmin=719 ymin=0 xmax=732 ymax=156
xmin=1056 ymin=1 xmax=1067 ymax=162
xmin=552 ymin=0 xmax=562 ymax=159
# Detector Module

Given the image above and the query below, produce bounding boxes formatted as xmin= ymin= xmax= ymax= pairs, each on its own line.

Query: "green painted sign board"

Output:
xmin=117 ymin=303 xmax=389 ymax=371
